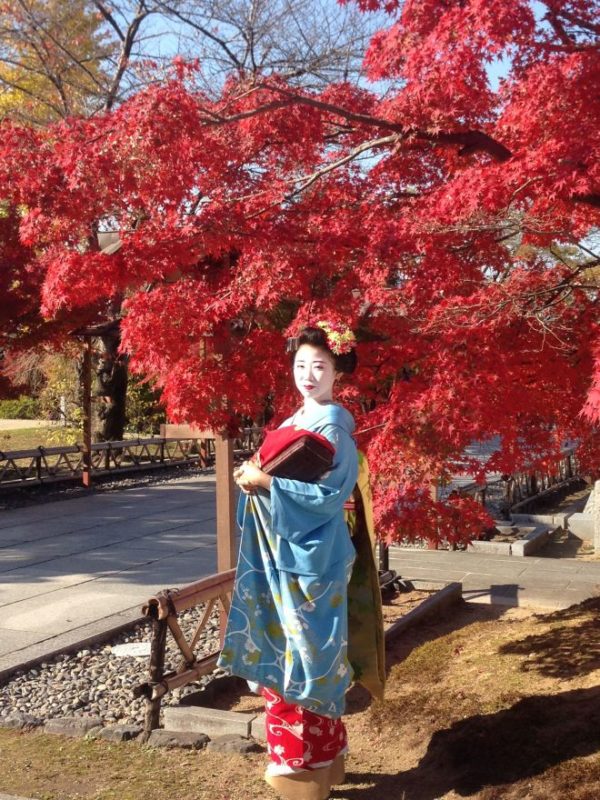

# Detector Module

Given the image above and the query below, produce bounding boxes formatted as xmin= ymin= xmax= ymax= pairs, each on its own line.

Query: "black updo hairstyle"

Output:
xmin=287 ymin=326 xmax=357 ymax=374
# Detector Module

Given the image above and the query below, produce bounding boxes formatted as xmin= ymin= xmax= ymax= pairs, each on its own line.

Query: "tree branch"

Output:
xmin=92 ymin=1 xmax=126 ymax=42
xmin=209 ymin=85 xmax=514 ymax=162
xmin=104 ymin=1 xmax=151 ymax=110
xmin=572 ymin=193 xmax=600 ymax=208
xmin=156 ymin=1 xmax=244 ymax=69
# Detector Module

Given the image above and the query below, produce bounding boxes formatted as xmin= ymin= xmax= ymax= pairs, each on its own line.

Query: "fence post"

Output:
xmin=81 ymin=337 xmax=93 ymax=488
xmin=214 ymin=432 xmax=237 ymax=643
xmin=142 ymin=610 xmax=168 ymax=740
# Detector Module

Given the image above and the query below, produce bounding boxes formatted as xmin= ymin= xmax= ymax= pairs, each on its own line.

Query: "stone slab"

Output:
xmin=511 ymin=513 xmax=567 ymax=529
xmin=98 ymin=724 xmax=142 ymax=742
xmin=163 ymin=706 xmax=255 ymax=738
xmin=468 ymin=540 xmax=513 ymax=556
xmin=526 ymin=560 xmax=600 ymax=577
xmin=146 ymin=730 xmax=209 ymax=749
xmin=0 ymin=794 xmax=38 ymax=800
xmin=111 ymin=642 xmax=151 ymax=658
xmin=0 ymin=630 xmax=44 ymax=658
xmin=0 ymin=713 xmax=43 ymax=730
xmin=250 ymin=712 xmax=267 ymax=741
xmin=583 ymin=483 xmax=597 ymax=515
xmin=206 ymin=734 xmax=263 ymax=753
xmin=389 ymin=547 xmax=600 ymax=610
xmin=565 ymin=513 xmax=595 ymax=541
xmin=1 ymin=585 xmax=148 ymax=635
xmin=44 ymin=716 xmax=104 ymax=737
xmin=0 ymin=572 xmax=106 ymax=606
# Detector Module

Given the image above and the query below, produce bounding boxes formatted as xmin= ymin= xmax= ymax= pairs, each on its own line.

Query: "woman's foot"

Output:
xmin=329 ymin=754 xmax=345 ymax=786
xmin=265 ymin=767 xmax=331 ymax=800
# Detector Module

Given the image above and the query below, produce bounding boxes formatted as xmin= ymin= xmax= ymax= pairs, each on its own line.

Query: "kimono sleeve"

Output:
xmin=270 ymin=423 xmax=358 ymax=542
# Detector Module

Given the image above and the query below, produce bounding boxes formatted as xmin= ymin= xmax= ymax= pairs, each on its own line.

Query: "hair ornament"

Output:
xmin=286 ymin=336 xmax=300 ymax=353
xmin=315 ymin=320 xmax=356 ymax=355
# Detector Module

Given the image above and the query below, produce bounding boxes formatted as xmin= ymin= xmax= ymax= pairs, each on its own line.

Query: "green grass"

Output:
xmin=0 ymin=425 xmax=79 ymax=452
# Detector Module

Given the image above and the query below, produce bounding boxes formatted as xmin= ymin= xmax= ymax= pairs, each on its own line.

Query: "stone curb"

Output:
xmin=467 ymin=525 xmax=554 ymax=557
xmin=384 ymin=581 xmax=463 ymax=641
xmin=511 ymin=525 xmax=554 ymax=556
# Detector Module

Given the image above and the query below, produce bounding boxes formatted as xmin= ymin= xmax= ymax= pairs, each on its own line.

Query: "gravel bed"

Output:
xmin=0 ymin=604 xmax=223 ymax=727
xmin=0 ymin=462 xmax=213 ymax=511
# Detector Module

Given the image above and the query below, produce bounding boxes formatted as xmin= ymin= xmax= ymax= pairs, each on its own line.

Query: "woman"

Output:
xmin=218 ymin=322 xmax=360 ymax=800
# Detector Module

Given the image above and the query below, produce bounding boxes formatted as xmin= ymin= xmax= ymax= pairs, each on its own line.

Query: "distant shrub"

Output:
xmin=126 ymin=377 xmax=166 ymax=435
xmin=0 ymin=395 xmax=39 ymax=419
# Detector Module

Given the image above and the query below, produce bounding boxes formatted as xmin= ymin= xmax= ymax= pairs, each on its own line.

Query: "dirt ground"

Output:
xmin=1 ymin=595 xmax=599 ymax=800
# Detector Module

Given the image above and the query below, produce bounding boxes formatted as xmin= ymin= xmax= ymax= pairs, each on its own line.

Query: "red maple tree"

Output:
xmin=1 ymin=0 xmax=598 ymax=543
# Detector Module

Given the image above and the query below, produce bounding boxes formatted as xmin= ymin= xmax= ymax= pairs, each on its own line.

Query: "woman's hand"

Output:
xmin=234 ymin=460 xmax=272 ymax=494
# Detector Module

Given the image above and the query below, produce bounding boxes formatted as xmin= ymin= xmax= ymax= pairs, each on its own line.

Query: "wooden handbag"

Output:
xmin=258 ymin=427 xmax=335 ymax=481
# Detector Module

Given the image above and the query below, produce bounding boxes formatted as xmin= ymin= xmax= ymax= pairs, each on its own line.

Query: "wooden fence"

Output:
xmin=0 ymin=426 xmax=265 ymax=489
xmin=134 ymin=569 xmax=236 ymax=739
xmin=0 ymin=437 xmax=210 ymax=488
xmin=436 ymin=445 xmax=581 ymax=517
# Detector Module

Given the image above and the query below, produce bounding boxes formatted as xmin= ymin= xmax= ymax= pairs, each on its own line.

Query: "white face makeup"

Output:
xmin=293 ymin=343 xmax=338 ymax=404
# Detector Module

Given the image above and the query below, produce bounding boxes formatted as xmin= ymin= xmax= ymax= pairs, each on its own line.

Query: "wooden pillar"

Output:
xmin=215 ymin=433 xmax=236 ymax=573
xmin=81 ymin=337 xmax=93 ymax=488
xmin=427 ymin=478 xmax=439 ymax=550
xmin=214 ymin=432 xmax=237 ymax=643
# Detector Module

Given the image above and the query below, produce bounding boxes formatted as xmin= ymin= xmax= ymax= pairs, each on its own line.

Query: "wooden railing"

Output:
xmin=506 ymin=447 xmax=582 ymax=513
xmin=436 ymin=445 xmax=582 ymax=518
xmin=0 ymin=426 xmax=266 ymax=489
xmin=0 ymin=437 xmax=209 ymax=488
xmin=135 ymin=569 xmax=236 ymax=740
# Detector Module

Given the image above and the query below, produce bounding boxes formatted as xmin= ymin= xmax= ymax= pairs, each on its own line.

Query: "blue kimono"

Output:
xmin=218 ymin=402 xmax=358 ymax=717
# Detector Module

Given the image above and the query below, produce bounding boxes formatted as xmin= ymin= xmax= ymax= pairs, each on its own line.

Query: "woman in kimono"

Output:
xmin=218 ymin=322 xmax=359 ymax=800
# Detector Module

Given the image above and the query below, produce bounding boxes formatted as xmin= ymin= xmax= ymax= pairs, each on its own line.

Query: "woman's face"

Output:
xmin=293 ymin=343 xmax=338 ymax=403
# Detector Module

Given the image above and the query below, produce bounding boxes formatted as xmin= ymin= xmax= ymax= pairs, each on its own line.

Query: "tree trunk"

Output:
xmin=96 ymin=324 xmax=128 ymax=442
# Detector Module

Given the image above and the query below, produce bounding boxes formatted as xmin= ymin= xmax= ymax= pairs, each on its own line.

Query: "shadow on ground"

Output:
xmin=498 ymin=597 xmax=600 ymax=679
xmin=338 ymin=686 xmax=600 ymax=800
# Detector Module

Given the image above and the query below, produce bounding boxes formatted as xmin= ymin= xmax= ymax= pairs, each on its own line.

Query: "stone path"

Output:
xmin=389 ymin=547 xmax=600 ymax=609
xmin=0 ymin=475 xmax=219 ymax=678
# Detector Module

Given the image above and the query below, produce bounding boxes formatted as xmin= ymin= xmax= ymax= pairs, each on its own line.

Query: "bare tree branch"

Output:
xmin=156 ymin=1 xmax=243 ymax=69
xmin=93 ymin=1 xmax=126 ymax=42
xmin=105 ymin=1 xmax=152 ymax=110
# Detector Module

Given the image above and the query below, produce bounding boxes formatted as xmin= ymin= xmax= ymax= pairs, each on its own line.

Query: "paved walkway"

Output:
xmin=0 ymin=475 xmax=219 ymax=678
xmin=1 ymin=475 xmax=599 ymax=680
xmin=389 ymin=547 xmax=600 ymax=609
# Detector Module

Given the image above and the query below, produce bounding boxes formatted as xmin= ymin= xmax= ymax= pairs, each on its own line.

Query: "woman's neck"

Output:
xmin=300 ymin=397 xmax=334 ymax=414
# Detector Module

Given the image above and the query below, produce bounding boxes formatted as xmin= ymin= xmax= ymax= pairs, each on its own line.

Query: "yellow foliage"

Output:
xmin=0 ymin=0 xmax=115 ymax=124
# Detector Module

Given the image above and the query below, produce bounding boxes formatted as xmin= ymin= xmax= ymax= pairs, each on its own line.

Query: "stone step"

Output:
xmin=162 ymin=705 xmax=256 ymax=738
